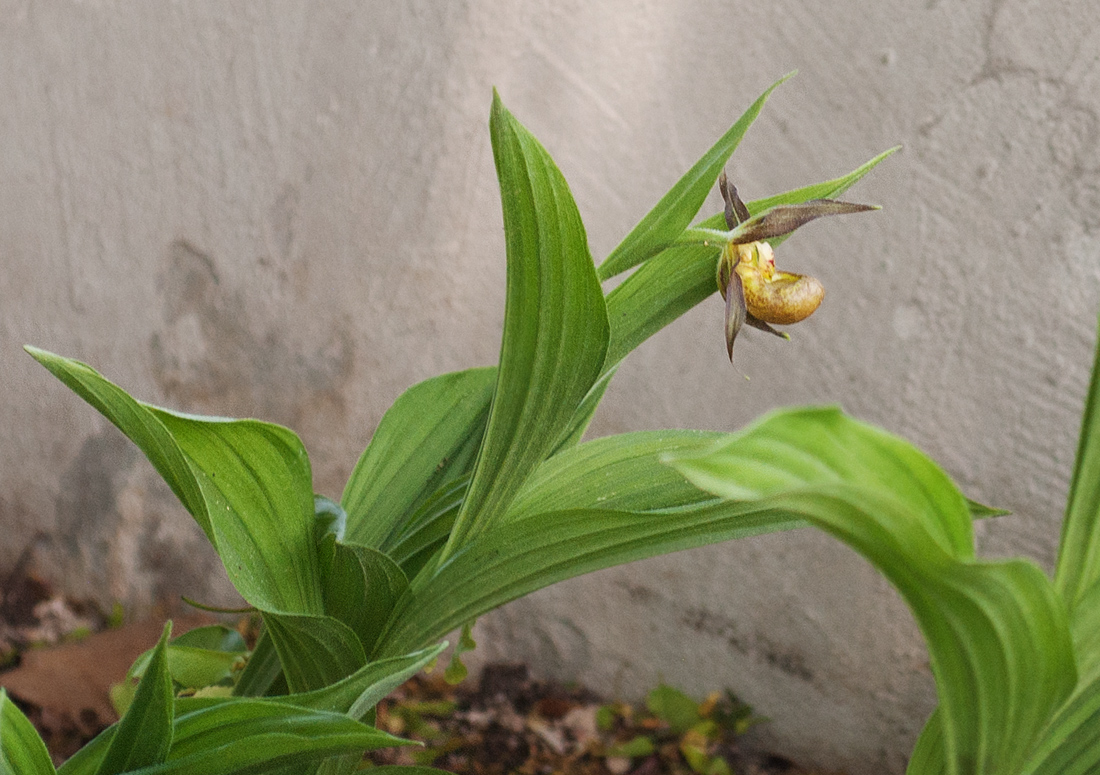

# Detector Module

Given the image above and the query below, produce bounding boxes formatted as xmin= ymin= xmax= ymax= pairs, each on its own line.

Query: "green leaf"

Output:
xmin=263 ymin=613 xmax=366 ymax=694
xmin=172 ymin=625 xmax=247 ymax=653
xmin=597 ymin=73 xmax=794 ymax=281
xmin=124 ymin=625 xmax=247 ymax=691
xmin=441 ymin=92 xmax=610 ymax=555
xmin=320 ymin=539 xmax=408 ymax=655
xmin=128 ymin=645 xmax=243 ymax=691
xmin=1056 ymin=311 xmax=1100 ymax=615
xmin=0 ymin=689 xmax=55 ymax=775
xmin=907 ymin=710 xmax=948 ymax=775
xmin=137 ymin=700 xmax=408 ymax=775
xmin=667 ymin=408 xmax=1077 ymax=775
xmin=232 ymin=631 xmax=284 ymax=698
xmin=602 ymin=148 xmax=897 ymax=369
xmin=180 ymin=643 xmax=447 ymax=722
xmin=24 ymin=348 xmax=324 ymax=617
xmin=24 ymin=346 xmax=209 ymax=539
xmin=149 ymin=408 xmax=322 ymax=615
xmin=384 ymin=476 xmax=469 ymax=578
xmin=95 ymin=622 xmax=174 ymax=775
xmin=341 ymin=367 xmax=495 ymax=548
xmin=606 ymin=736 xmax=656 ymax=758
xmin=443 ymin=623 xmax=476 ymax=684
xmin=1020 ymin=672 xmax=1100 ymax=775
xmin=507 ymin=429 xmax=724 ymax=520
xmin=646 ymin=684 xmax=702 ymax=734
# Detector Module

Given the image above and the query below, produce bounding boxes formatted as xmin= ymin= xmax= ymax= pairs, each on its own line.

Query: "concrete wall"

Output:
xmin=4 ymin=2 xmax=1099 ymax=772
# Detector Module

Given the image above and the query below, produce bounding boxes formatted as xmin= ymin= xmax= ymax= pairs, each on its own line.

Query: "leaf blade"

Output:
xmin=95 ymin=622 xmax=174 ymax=775
xmin=341 ymin=367 xmax=495 ymax=548
xmin=441 ymin=92 xmax=610 ymax=554
xmin=0 ymin=689 xmax=56 ymax=775
xmin=597 ymin=73 xmax=794 ymax=280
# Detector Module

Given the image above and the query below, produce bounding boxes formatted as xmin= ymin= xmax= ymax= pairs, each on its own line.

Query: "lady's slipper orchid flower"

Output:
xmin=716 ymin=171 xmax=878 ymax=361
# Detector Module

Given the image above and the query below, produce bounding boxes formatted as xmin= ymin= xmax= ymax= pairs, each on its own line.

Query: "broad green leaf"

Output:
xmin=374 ymin=498 xmax=802 ymax=658
xmin=70 ymin=645 xmax=441 ymax=775
xmin=0 ymin=689 xmax=55 ymax=775
xmin=124 ymin=625 xmax=247 ymax=691
xmin=138 ymin=701 xmax=407 ymax=775
xmin=24 ymin=346 xmax=209 ymax=540
xmin=507 ymin=429 xmax=725 ymax=519
xmin=149 ymin=408 xmax=322 ymax=615
xmin=178 ymin=644 xmax=447 ymax=722
xmin=127 ymin=645 xmax=244 ymax=691
xmin=341 ymin=367 xmax=495 ymax=548
xmin=24 ymin=348 xmax=324 ymax=617
xmin=319 ymin=539 xmax=408 ymax=654
xmin=264 ymin=613 xmax=366 ymax=694
xmin=441 ymin=92 xmax=610 ymax=555
xmin=647 ymin=684 xmax=703 ymax=734
xmin=597 ymin=73 xmax=794 ymax=281
xmin=95 ymin=622 xmax=174 ymax=775
xmin=1021 ymin=672 xmax=1100 ymax=775
xmin=233 ymin=631 xmax=284 ymax=698
xmin=58 ymin=728 xmax=115 ymax=775
xmin=602 ymin=147 xmax=896 ymax=369
xmin=1055 ymin=311 xmax=1100 ymax=614
xmin=1070 ymin=579 xmax=1100 ymax=686
xmin=385 ymin=476 xmax=469 ymax=578
xmin=551 ymin=365 xmax=618 ymax=453
xmin=669 ymin=409 xmax=1076 ymax=775
xmin=171 ymin=625 xmax=247 ymax=653
xmin=373 ymin=407 xmax=966 ymax=657
xmin=907 ymin=710 xmax=948 ymax=775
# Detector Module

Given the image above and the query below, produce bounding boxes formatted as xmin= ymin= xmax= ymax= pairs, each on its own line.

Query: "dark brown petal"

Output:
xmin=725 ymin=270 xmax=747 ymax=362
xmin=719 ymin=170 xmax=751 ymax=229
xmin=730 ymin=200 xmax=878 ymax=244
xmin=744 ymin=314 xmax=792 ymax=340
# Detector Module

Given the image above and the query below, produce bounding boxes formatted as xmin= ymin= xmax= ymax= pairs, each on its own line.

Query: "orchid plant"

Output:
xmin=7 ymin=72 xmax=1083 ymax=775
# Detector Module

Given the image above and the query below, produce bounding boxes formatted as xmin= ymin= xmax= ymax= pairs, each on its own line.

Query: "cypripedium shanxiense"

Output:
xmin=713 ymin=171 xmax=878 ymax=361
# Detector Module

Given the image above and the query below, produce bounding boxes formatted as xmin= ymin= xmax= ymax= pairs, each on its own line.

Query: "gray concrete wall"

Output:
xmin=4 ymin=2 xmax=1099 ymax=772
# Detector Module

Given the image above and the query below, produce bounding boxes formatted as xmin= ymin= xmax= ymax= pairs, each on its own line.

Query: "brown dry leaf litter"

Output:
xmin=367 ymin=662 xmax=844 ymax=775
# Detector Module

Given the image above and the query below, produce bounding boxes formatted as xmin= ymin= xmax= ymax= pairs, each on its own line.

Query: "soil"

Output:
xmin=0 ymin=572 xmax=842 ymax=774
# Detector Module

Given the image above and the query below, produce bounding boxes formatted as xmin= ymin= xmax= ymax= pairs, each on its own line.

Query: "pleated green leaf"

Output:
xmin=907 ymin=710 xmax=948 ymax=775
xmin=95 ymin=622 xmax=174 ymax=774
xmin=602 ymin=148 xmax=897 ymax=368
xmin=24 ymin=346 xmax=209 ymax=540
xmin=384 ymin=476 xmax=468 ymax=577
xmin=24 ymin=348 xmax=323 ymax=617
xmin=0 ymin=689 xmax=55 ymax=775
xmin=507 ymin=429 xmax=726 ymax=519
xmin=148 ymin=408 xmax=321 ymax=615
xmin=232 ymin=632 xmax=284 ymax=699
xmin=668 ymin=409 xmax=1076 ymax=775
xmin=263 ymin=613 xmax=366 ymax=694
xmin=373 ymin=407 xmax=966 ymax=657
xmin=319 ymin=539 xmax=408 ymax=655
xmin=374 ymin=499 xmax=804 ymax=659
xmin=341 ymin=367 xmax=494 ymax=548
xmin=597 ymin=73 xmax=794 ymax=281
xmin=133 ymin=701 xmax=406 ymax=775
xmin=440 ymin=92 xmax=610 ymax=556
xmin=1056 ymin=313 xmax=1100 ymax=615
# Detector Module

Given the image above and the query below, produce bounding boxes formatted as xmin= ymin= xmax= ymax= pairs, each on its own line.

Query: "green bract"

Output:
xmin=21 ymin=74 xmax=1054 ymax=775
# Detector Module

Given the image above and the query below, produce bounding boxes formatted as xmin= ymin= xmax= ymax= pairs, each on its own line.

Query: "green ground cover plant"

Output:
xmin=5 ymin=73 xmax=1092 ymax=775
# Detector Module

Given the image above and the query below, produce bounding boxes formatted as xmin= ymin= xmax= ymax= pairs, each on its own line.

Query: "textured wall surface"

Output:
xmin=4 ymin=2 xmax=1100 ymax=772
